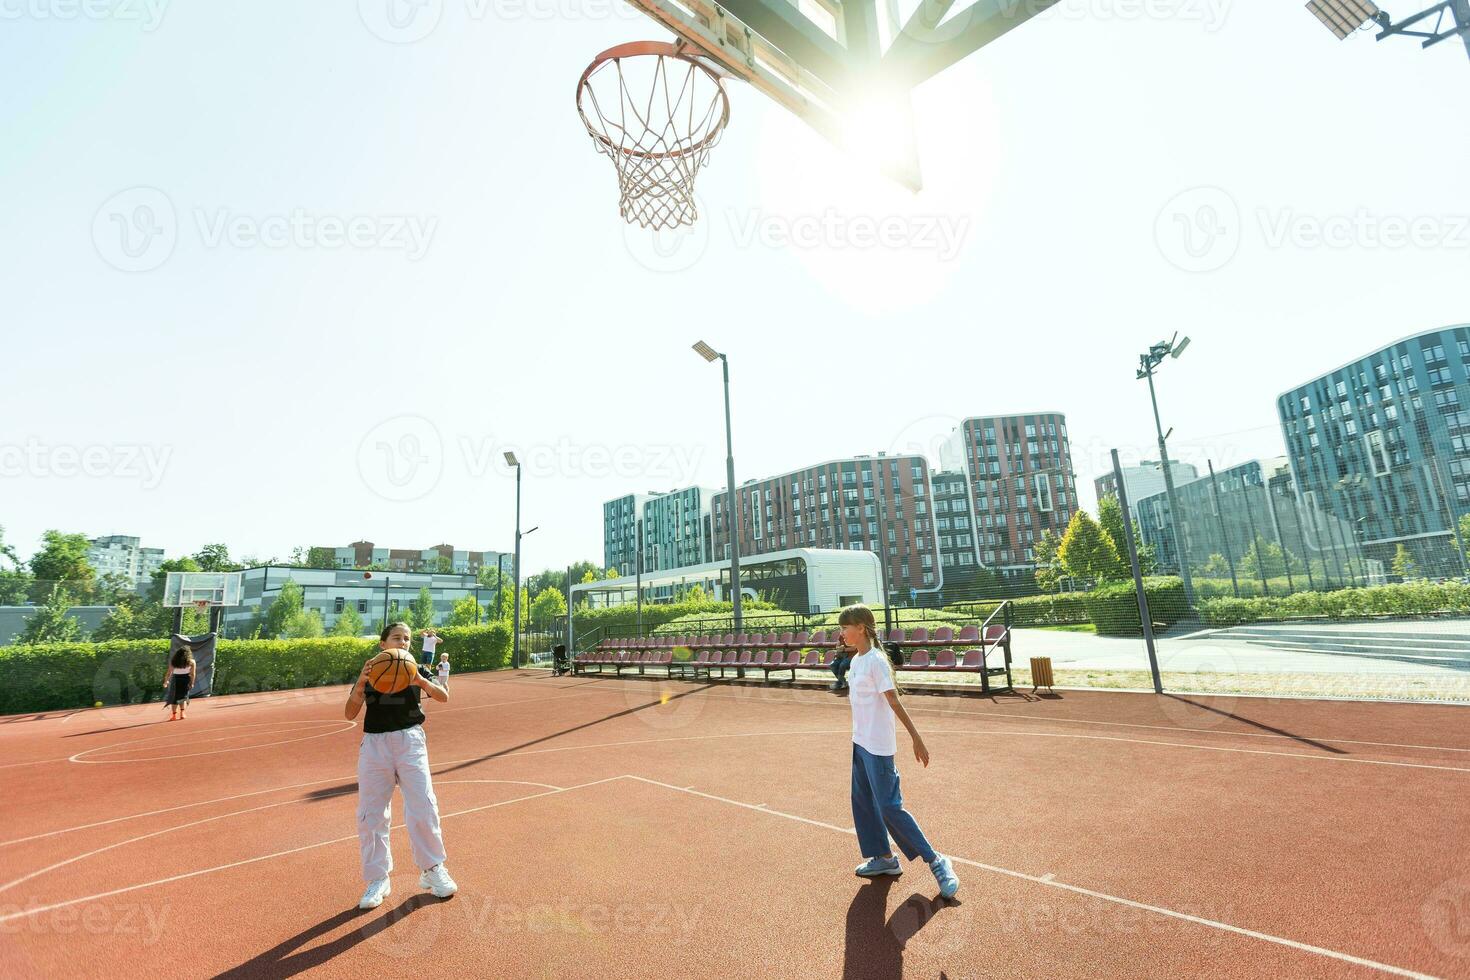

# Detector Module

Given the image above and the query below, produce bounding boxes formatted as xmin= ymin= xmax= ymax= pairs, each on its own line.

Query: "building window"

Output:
xmin=358 ymin=599 xmax=368 ymax=613
xmin=334 ymin=597 xmax=345 ymax=613
xmin=1365 ymin=431 xmax=1390 ymax=476
xmin=1033 ymin=473 xmax=1053 ymax=512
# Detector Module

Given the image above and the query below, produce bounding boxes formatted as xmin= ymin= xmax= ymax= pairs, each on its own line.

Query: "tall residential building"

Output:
xmin=87 ymin=535 xmax=165 ymax=590
xmin=1135 ymin=457 xmax=1379 ymax=588
xmin=932 ymin=470 xmax=979 ymax=580
xmin=1277 ymin=325 xmax=1470 ymax=576
xmin=642 ymin=486 xmax=717 ymax=572
xmin=939 ymin=413 xmax=1078 ymax=578
xmin=710 ymin=454 xmax=940 ymax=600
xmin=327 ymin=542 xmax=507 ymax=575
xmin=1094 ymin=459 xmax=1200 ymax=522
xmin=603 ymin=493 xmax=659 ymax=575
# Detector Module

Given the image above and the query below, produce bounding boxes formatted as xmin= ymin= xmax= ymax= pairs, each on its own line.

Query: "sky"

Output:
xmin=2 ymin=0 xmax=1467 ymax=572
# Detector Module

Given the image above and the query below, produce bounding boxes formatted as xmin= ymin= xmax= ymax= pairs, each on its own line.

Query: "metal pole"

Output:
xmin=1112 ymin=450 xmax=1163 ymax=694
xmin=382 ymin=576 xmax=390 ymax=630
xmin=496 ymin=554 xmax=505 ymax=620
xmin=1205 ymin=460 xmax=1240 ymax=598
xmin=1142 ymin=360 xmax=1195 ymax=607
xmin=1241 ymin=485 xmax=1270 ymax=597
xmin=513 ymin=463 xmax=522 ymax=670
xmin=721 ymin=353 xmax=743 ymax=632
xmin=636 ymin=517 xmax=643 ymax=638
xmin=1264 ymin=482 xmax=1295 ymax=593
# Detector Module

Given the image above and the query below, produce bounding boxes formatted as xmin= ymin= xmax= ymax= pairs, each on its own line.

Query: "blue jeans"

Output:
xmin=832 ymin=655 xmax=851 ymax=684
xmin=851 ymin=743 xmax=936 ymax=863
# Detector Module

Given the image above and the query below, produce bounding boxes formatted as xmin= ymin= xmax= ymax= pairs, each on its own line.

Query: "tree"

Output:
xmin=192 ymin=543 xmax=241 ymax=572
xmin=447 ymin=594 xmax=484 ymax=627
xmin=284 ymin=609 xmax=325 ymax=639
xmin=91 ymin=602 xmax=138 ymax=642
xmin=94 ymin=572 xmax=137 ymax=604
xmin=580 ymin=568 xmax=599 ymax=585
xmin=17 ymin=584 xmax=83 ymax=644
xmin=331 ymin=603 xmax=365 ymax=637
xmin=1033 ymin=529 xmax=1063 ymax=593
xmin=410 ymin=587 xmax=436 ymax=629
xmin=264 ymin=579 xmax=304 ymax=638
xmin=0 ymin=525 xmax=32 ymax=604
xmin=1460 ymin=514 xmax=1470 ymax=569
xmin=529 ymin=586 xmax=567 ymax=623
xmin=29 ymin=530 xmax=95 ymax=598
xmin=1058 ymin=510 xmax=1126 ymax=585
xmin=604 ymin=567 xmax=620 ymax=579
xmin=1391 ymin=544 xmax=1418 ymax=580
xmin=433 ymin=555 xmax=454 ymax=574
xmin=1097 ymin=495 xmax=1127 ymax=554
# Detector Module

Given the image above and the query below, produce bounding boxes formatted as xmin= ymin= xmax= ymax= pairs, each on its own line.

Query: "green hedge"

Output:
xmin=1197 ymin=581 xmax=1470 ymax=627
xmin=1083 ymin=577 xmax=1189 ymax=636
xmin=574 ymin=598 xmax=782 ymax=640
xmin=953 ymin=595 xmax=1090 ymax=627
xmin=0 ymin=623 xmax=512 ymax=715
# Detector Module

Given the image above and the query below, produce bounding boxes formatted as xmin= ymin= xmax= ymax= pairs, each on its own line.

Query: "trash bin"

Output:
xmin=1029 ymin=656 xmax=1054 ymax=693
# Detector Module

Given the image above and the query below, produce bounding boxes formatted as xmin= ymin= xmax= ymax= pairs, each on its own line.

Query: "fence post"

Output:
xmin=1112 ymin=449 xmax=1163 ymax=694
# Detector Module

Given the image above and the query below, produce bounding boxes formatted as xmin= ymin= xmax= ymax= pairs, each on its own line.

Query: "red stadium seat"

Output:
xmin=956 ymin=625 xmax=980 ymax=644
xmin=930 ymin=650 xmax=956 ymax=671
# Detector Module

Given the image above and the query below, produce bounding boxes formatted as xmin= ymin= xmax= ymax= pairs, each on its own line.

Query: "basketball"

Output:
xmin=365 ymin=650 xmax=417 ymax=694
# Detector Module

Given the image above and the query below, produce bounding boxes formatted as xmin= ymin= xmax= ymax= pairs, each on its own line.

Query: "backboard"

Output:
xmin=613 ymin=0 xmax=1061 ymax=190
xmin=163 ymin=571 xmax=243 ymax=608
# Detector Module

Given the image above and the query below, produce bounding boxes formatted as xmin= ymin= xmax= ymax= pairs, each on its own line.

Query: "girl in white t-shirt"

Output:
xmin=437 ymin=651 xmax=450 ymax=690
xmin=839 ymin=604 xmax=959 ymax=899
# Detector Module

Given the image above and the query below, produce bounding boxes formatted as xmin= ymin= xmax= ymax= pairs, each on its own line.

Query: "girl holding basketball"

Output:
xmin=163 ymin=645 xmax=195 ymax=721
xmin=344 ymin=621 xmax=457 ymax=910
xmin=839 ymin=604 xmax=959 ymax=899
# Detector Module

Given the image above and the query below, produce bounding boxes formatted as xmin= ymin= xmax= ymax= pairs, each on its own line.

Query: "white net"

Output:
xmin=578 ymin=43 xmax=730 ymax=230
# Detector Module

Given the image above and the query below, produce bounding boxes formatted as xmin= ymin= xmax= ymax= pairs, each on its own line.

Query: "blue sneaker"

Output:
xmin=855 ymin=856 xmax=902 ymax=878
xmin=929 ymin=855 xmax=959 ymax=898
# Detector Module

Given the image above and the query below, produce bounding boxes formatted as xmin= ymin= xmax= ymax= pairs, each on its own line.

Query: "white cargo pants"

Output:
xmin=357 ymin=725 xmax=446 ymax=881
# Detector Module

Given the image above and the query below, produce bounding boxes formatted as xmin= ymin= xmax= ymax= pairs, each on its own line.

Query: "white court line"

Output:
xmin=919 ymin=729 xmax=1470 ymax=774
xmin=0 ymin=768 xmax=1448 ymax=978
xmin=0 ymin=777 xmax=618 ymax=927
xmin=491 ymin=673 xmax=1470 ymax=755
xmin=0 ymin=779 xmax=564 ymax=899
xmin=625 ymin=775 xmax=1439 ymax=980
xmin=69 ymin=721 xmax=357 ymax=764
xmin=10 ymin=710 xmax=1470 ymax=852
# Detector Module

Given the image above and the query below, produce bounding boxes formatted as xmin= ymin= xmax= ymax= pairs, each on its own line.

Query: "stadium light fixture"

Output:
xmin=1307 ymin=0 xmax=1381 ymax=39
xmin=692 ymin=340 xmax=720 ymax=363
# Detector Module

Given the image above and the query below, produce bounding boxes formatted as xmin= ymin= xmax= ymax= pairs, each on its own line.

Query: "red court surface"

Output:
xmin=3 ymin=670 xmax=1468 ymax=978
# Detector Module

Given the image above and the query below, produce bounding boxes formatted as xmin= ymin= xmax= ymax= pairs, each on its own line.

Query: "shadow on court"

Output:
xmin=1162 ymin=694 xmax=1346 ymax=753
xmin=62 ymin=721 xmax=161 ymax=738
xmin=299 ymin=684 xmax=716 ymax=800
xmin=842 ymin=877 xmax=958 ymax=979
xmin=216 ymin=894 xmax=438 ymax=978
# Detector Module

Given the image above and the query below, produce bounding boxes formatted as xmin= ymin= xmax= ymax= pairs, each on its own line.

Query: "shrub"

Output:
xmin=1197 ymin=581 xmax=1470 ymax=626
xmin=1084 ymin=577 xmax=1188 ymax=635
xmin=0 ymin=622 xmax=513 ymax=714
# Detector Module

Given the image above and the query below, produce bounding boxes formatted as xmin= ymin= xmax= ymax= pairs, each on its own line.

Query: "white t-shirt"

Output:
xmin=437 ymin=660 xmax=450 ymax=680
xmin=422 ymin=635 xmax=441 ymax=655
xmin=847 ymin=649 xmax=897 ymax=757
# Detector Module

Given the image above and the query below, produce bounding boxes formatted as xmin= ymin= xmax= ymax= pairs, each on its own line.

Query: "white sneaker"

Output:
xmin=419 ymin=863 xmax=458 ymax=899
xmin=359 ymin=877 xmax=391 ymax=909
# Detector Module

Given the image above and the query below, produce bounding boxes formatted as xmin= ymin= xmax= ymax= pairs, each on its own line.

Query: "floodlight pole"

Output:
xmin=1113 ymin=449 xmax=1164 ymax=694
xmin=512 ymin=459 xmax=523 ymax=669
xmin=1138 ymin=340 xmax=1196 ymax=608
xmin=695 ymin=341 xmax=743 ymax=632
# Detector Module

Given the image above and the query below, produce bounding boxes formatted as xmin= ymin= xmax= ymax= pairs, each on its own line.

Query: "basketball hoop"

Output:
xmin=576 ymin=41 xmax=731 ymax=230
xmin=193 ymin=600 xmax=211 ymax=612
